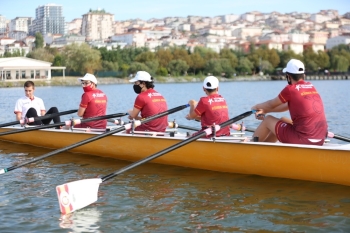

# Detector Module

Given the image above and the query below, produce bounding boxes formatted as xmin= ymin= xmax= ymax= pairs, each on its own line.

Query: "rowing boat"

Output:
xmin=0 ymin=126 xmax=350 ymax=187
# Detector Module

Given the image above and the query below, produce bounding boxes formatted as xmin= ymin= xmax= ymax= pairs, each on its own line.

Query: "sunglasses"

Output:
xmin=81 ymin=81 xmax=91 ymax=86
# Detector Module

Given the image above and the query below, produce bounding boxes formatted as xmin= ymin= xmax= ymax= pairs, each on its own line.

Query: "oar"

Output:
xmin=0 ymin=104 xmax=189 ymax=175
xmin=168 ymin=122 xmax=249 ymax=132
xmin=0 ymin=109 xmax=78 ymax=128
xmin=0 ymin=112 xmax=128 ymax=137
xmin=55 ymin=110 xmax=254 ymax=214
xmin=327 ymin=132 xmax=350 ymax=143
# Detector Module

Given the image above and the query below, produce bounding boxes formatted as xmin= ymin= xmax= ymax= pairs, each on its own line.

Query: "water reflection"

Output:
xmin=59 ymin=209 xmax=102 ymax=232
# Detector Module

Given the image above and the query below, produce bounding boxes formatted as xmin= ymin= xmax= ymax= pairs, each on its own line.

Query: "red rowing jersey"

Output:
xmin=134 ymin=89 xmax=168 ymax=132
xmin=77 ymin=89 xmax=107 ymax=129
xmin=278 ymin=80 xmax=328 ymax=140
xmin=195 ymin=93 xmax=230 ymax=137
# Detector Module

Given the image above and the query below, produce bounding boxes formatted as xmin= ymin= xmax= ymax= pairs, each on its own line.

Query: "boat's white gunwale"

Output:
xmin=1 ymin=126 xmax=349 ymax=152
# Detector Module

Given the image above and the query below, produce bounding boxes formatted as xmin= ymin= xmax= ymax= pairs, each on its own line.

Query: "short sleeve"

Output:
xmin=134 ymin=95 xmax=145 ymax=110
xmin=80 ymin=93 xmax=90 ymax=108
xmin=14 ymin=99 xmax=22 ymax=114
xmin=194 ymin=98 xmax=205 ymax=116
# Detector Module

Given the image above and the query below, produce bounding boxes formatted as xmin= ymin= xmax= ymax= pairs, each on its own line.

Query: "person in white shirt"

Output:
xmin=14 ymin=81 xmax=61 ymax=126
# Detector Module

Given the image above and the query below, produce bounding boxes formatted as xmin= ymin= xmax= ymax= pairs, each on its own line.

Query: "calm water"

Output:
xmin=1 ymin=80 xmax=350 ymax=232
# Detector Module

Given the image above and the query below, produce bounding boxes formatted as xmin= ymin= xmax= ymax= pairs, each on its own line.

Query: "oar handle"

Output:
xmin=0 ymin=105 xmax=189 ymax=174
xmin=0 ymin=113 xmax=128 ymax=137
xmin=328 ymin=132 xmax=350 ymax=143
xmin=0 ymin=109 xmax=78 ymax=128
xmin=101 ymin=110 xmax=254 ymax=182
xmin=25 ymin=109 xmax=78 ymax=124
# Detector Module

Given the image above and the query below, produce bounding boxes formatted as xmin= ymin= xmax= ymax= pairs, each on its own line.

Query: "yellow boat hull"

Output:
xmin=0 ymin=127 xmax=349 ymax=186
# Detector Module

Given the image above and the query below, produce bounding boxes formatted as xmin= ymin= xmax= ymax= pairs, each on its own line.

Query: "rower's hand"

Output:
xmin=253 ymin=109 xmax=265 ymax=120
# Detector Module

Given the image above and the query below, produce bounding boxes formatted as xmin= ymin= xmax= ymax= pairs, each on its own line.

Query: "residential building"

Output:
xmin=50 ymin=34 xmax=86 ymax=48
xmin=5 ymin=41 xmax=30 ymax=56
xmin=111 ymin=31 xmax=146 ymax=47
xmin=9 ymin=17 xmax=32 ymax=33
xmin=221 ymin=14 xmax=240 ymax=23
xmin=310 ymin=13 xmax=331 ymax=23
xmin=326 ymin=35 xmax=350 ymax=49
xmin=31 ymin=4 xmax=65 ymax=36
xmin=81 ymin=9 xmax=114 ymax=41
xmin=8 ymin=31 xmax=28 ymax=41
xmin=67 ymin=18 xmax=82 ymax=35
xmin=283 ymin=42 xmax=304 ymax=54
xmin=0 ymin=15 xmax=8 ymax=34
xmin=232 ymin=27 xmax=262 ymax=39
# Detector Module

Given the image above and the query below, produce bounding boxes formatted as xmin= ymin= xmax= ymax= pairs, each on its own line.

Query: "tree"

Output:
xmin=129 ymin=62 xmax=150 ymax=74
xmin=61 ymin=43 xmax=102 ymax=74
xmin=331 ymin=55 xmax=349 ymax=72
xmin=155 ymin=49 xmax=173 ymax=68
xmin=188 ymin=52 xmax=205 ymax=74
xmin=34 ymin=32 xmax=44 ymax=49
xmin=167 ymin=59 xmax=189 ymax=76
xmin=134 ymin=51 xmax=156 ymax=63
xmin=220 ymin=48 xmax=238 ymax=70
xmin=101 ymin=60 xmax=119 ymax=71
xmin=236 ymin=57 xmax=254 ymax=75
xmin=26 ymin=48 xmax=54 ymax=62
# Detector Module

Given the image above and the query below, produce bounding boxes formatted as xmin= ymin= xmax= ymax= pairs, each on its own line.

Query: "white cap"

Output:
xmin=78 ymin=73 xmax=97 ymax=84
xmin=129 ymin=71 xmax=152 ymax=82
xmin=283 ymin=59 xmax=305 ymax=74
xmin=203 ymin=76 xmax=219 ymax=89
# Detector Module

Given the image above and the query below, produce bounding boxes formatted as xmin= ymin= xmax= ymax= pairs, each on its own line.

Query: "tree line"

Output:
xmin=1 ymin=32 xmax=350 ymax=77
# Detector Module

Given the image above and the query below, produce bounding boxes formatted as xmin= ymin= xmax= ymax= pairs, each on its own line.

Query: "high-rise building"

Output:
xmin=30 ymin=4 xmax=65 ymax=36
xmin=0 ymin=15 xmax=8 ymax=34
xmin=81 ymin=9 xmax=114 ymax=41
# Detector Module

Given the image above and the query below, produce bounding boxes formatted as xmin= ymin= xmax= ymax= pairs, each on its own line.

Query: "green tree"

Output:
xmin=128 ymin=62 xmax=150 ymax=74
xmin=134 ymin=51 xmax=156 ymax=63
xmin=101 ymin=60 xmax=119 ymax=71
xmin=61 ymin=43 xmax=102 ymax=74
xmin=236 ymin=57 xmax=254 ymax=75
xmin=167 ymin=59 xmax=189 ymax=76
xmin=34 ymin=32 xmax=44 ymax=49
xmin=188 ymin=52 xmax=205 ymax=74
xmin=26 ymin=48 xmax=54 ymax=62
xmin=220 ymin=48 xmax=238 ymax=69
xmin=331 ymin=55 xmax=349 ymax=72
xmin=156 ymin=49 xmax=173 ymax=68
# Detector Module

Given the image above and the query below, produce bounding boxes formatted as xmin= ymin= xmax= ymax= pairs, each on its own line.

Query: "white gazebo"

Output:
xmin=0 ymin=57 xmax=66 ymax=81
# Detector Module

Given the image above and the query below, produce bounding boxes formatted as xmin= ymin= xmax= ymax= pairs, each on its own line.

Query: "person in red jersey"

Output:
xmin=128 ymin=71 xmax=168 ymax=132
xmin=74 ymin=73 xmax=107 ymax=129
xmin=186 ymin=76 xmax=230 ymax=138
xmin=251 ymin=59 xmax=328 ymax=145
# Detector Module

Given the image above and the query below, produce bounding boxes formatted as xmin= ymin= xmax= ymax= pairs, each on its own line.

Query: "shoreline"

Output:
xmin=0 ymin=74 xmax=348 ymax=88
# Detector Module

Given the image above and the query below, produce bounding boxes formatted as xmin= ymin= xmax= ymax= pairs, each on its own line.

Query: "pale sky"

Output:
xmin=0 ymin=0 xmax=349 ymax=22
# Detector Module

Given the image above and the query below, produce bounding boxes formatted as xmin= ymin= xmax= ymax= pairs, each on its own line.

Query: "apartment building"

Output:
xmin=111 ymin=31 xmax=146 ymax=47
xmin=326 ymin=35 xmax=350 ymax=49
xmin=31 ymin=4 xmax=65 ymax=36
xmin=67 ymin=18 xmax=82 ymax=35
xmin=81 ymin=9 xmax=114 ymax=41
xmin=9 ymin=17 xmax=32 ymax=33
xmin=0 ymin=15 xmax=8 ymax=34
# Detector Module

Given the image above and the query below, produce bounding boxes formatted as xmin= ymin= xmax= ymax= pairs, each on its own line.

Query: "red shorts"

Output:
xmin=275 ymin=120 xmax=324 ymax=146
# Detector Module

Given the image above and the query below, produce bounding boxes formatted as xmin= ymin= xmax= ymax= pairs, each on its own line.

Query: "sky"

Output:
xmin=0 ymin=0 xmax=349 ymax=22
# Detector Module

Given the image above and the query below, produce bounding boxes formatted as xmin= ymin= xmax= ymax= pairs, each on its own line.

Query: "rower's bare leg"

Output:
xmin=253 ymin=115 xmax=279 ymax=142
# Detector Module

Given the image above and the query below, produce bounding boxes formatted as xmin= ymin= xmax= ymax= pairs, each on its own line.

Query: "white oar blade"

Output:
xmin=56 ymin=178 xmax=102 ymax=214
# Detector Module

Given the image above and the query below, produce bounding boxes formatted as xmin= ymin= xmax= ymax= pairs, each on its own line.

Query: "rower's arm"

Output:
xmin=128 ymin=107 xmax=141 ymax=120
xmin=77 ymin=107 xmax=86 ymax=117
xmin=252 ymin=96 xmax=284 ymax=114
xmin=15 ymin=112 xmax=22 ymax=121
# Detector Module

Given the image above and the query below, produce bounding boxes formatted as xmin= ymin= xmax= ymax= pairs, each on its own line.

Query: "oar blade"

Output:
xmin=56 ymin=178 xmax=102 ymax=214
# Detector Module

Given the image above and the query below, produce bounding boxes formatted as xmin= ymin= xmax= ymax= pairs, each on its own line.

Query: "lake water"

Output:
xmin=0 ymin=80 xmax=350 ymax=232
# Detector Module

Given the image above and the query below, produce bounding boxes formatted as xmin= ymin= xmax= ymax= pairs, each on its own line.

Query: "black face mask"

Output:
xmin=133 ymin=84 xmax=142 ymax=94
